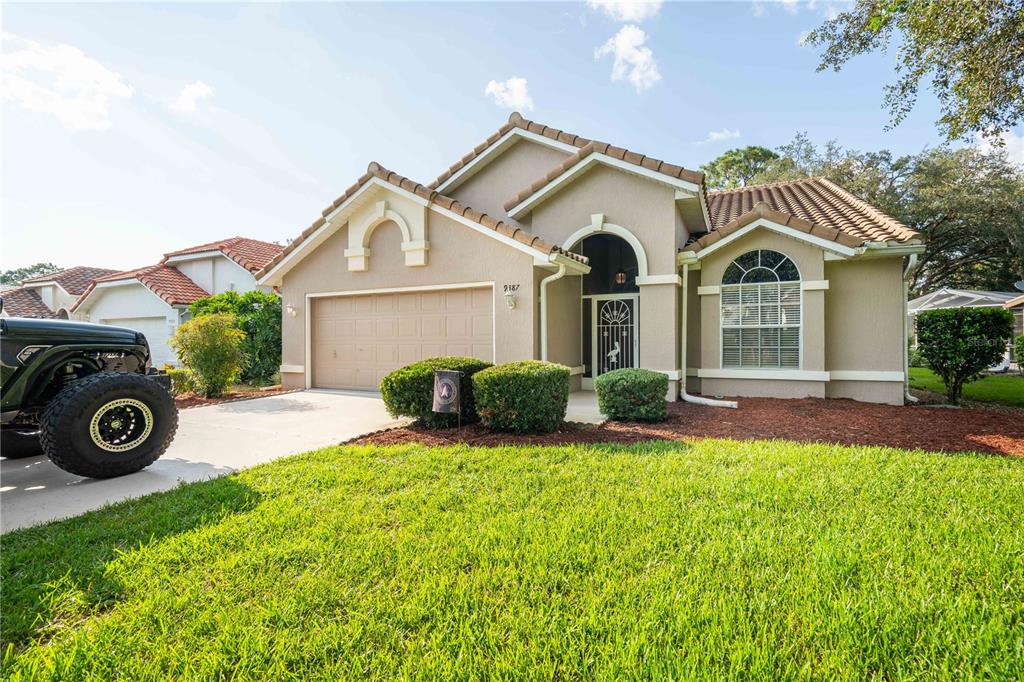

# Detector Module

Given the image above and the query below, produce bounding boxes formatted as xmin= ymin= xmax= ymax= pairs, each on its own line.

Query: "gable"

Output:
xmin=448 ymin=139 xmax=571 ymax=219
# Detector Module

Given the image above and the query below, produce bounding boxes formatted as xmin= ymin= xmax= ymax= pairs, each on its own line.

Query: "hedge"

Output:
xmin=166 ymin=368 xmax=197 ymax=396
xmin=473 ymin=360 xmax=570 ymax=433
xmin=380 ymin=357 xmax=492 ymax=428
xmin=594 ymin=368 xmax=668 ymax=421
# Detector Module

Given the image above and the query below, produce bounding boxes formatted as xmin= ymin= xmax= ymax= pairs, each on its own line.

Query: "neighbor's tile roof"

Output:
xmin=75 ymin=264 xmax=210 ymax=311
xmin=256 ymin=161 xmax=587 ymax=280
xmin=705 ymin=177 xmax=919 ymax=246
xmin=1 ymin=287 xmax=57 ymax=318
xmin=21 ymin=266 xmax=120 ymax=295
xmin=162 ymin=236 xmax=284 ymax=274
xmin=503 ymin=140 xmax=705 ymax=213
xmin=429 ymin=112 xmax=593 ymax=189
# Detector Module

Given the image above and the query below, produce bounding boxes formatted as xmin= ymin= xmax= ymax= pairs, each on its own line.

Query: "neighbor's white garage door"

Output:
xmin=101 ymin=316 xmax=174 ymax=367
xmin=311 ymin=287 xmax=493 ymax=390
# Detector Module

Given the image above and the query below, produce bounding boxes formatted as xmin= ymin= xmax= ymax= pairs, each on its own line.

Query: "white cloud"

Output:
xmin=976 ymin=129 xmax=1024 ymax=166
xmin=752 ymin=2 xmax=767 ymax=17
xmin=751 ymin=0 xmax=849 ymax=18
xmin=780 ymin=0 xmax=801 ymax=14
xmin=0 ymin=32 xmax=133 ymax=132
xmin=595 ymin=25 xmax=661 ymax=93
xmin=587 ymin=0 xmax=663 ymax=23
xmin=699 ymin=128 xmax=742 ymax=145
xmin=484 ymin=77 xmax=534 ymax=111
xmin=170 ymin=80 xmax=214 ymax=114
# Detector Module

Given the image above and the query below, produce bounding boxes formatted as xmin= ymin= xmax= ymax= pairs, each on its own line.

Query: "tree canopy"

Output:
xmin=0 ymin=263 xmax=60 ymax=286
xmin=804 ymin=0 xmax=1024 ymax=143
xmin=700 ymin=146 xmax=779 ymax=190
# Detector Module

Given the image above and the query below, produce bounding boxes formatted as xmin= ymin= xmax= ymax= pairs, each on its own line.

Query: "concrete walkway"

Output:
xmin=1 ymin=390 xmax=402 ymax=532
xmin=566 ymin=391 xmax=607 ymax=424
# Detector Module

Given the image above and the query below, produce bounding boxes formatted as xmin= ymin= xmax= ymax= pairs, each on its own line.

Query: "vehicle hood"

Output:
xmin=1 ymin=317 xmax=141 ymax=343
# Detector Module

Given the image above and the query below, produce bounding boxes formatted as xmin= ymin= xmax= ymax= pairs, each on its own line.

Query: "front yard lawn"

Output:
xmin=909 ymin=366 xmax=1024 ymax=408
xmin=3 ymin=441 xmax=1022 ymax=679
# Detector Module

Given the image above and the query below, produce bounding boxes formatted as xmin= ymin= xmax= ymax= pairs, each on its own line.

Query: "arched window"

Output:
xmin=720 ymin=250 xmax=801 ymax=368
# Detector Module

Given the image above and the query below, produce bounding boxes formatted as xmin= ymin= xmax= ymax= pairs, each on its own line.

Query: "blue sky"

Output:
xmin=3 ymin=1 xmax=1018 ymax=271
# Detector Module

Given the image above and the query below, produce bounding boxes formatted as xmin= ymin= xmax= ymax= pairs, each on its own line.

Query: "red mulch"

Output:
xmin=355 ymin=398 xmax=1024 ymax=457
xmin=175 ymin=387 xmax=292 ymax=409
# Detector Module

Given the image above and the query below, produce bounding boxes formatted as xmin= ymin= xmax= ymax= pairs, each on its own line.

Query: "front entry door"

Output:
xmin=593 ymin=295 xmax=639 ymax=377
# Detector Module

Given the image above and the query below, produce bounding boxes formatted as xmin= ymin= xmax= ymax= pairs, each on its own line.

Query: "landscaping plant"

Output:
xmin=916 ymin=307 xmax=1014 ymax=404
xmin=169 ymin=314 xmax=246 ymax=398
xmin=165 ymin=368 xmax=196 ymax=396
xmin=595 ymin=368 xmax=668 ymax=421
xmin=1017 ymin=335 xmax=1024 ymax=376
xmin=473 ymin=360 xmax=569 ymax=433
xmin=380 ymin=357 xmax=492 ymax=428
xmin=189 ymin=290 xmax=282 ymax=385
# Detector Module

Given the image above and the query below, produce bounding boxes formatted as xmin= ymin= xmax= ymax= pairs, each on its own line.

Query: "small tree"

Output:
xmin=170 ymin=314 xmax=246 ymax=397
xmin=189 ymin=290 xmax=281 ymax=384
xmin=1015 ymin=335 xmax=1024 ymax=376
xmin=917 ymin=308 xmax=1014 ymax=404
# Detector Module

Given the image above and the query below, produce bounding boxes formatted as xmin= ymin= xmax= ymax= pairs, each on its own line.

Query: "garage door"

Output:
xmin=311 ymin=287 xmax=493 ymax=390
xmin=101 ymin=317 xmax=174 ymax=367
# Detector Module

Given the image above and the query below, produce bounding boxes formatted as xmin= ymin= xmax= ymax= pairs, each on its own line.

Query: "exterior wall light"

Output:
xmin=615 ymin=271 xmax=627 ymax=285
xmin=504 ymin=292 xmax=517 ymax=310
xmin=285 ymin=303 xmax=298 ymax=317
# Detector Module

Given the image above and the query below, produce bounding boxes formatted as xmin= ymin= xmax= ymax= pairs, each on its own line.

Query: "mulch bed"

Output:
xmin=355 ymin=398 xmax=1024 ymax=457
xmin=175 ymin=387 xmax=295 ymax=409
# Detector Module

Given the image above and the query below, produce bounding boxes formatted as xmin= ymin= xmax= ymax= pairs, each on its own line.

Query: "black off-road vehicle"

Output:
xmin=1 ymin=304 xmax=178 ymax=478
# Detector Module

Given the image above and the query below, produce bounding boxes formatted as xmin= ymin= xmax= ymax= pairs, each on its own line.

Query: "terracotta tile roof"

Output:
xmin=429 ymin=112 xmax=593 ymax=189
xmin=257 ymin=161 xmax=587 ymax=280
xmin=21 ymin=266 xmax=119 ymax=295
xmin=504 ymin=140 xmax=705 ymax=213
xmin=687 ymin=201 xmax=866 ymax=253
xmin=1 ymin=287 xmax=58 ymax=318
xmin=705 ymin=177 xmax=919 ymax=247
xmin=75 ymin=264 xmax=210 ymax=311
xmin=162 ymin=237 xmax=284 ymax=274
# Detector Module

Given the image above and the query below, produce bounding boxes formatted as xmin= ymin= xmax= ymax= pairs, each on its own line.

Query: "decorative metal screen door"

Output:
xmin=593 ymin=295 xmax=638 ymax=376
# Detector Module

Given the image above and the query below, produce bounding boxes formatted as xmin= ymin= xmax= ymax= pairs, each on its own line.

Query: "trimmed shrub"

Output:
xmin=595 ymin=368 xmax=668 ymax=421
xmin=380 ymin=357 xmax=492 ymax=428
xmin=473 ymin=360 xmax=570 ymax=433
xmin=169 ymin=314 xmax=246 ymax=398
xmin=166 ymin=368 xmax=196 ymax=396
xmin=189 ymin=290 xmax=282 ymax=385
xmin=917 ymin=307 xmax=1014 ymax=404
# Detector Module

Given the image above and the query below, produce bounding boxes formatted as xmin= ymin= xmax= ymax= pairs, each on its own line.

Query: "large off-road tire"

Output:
xmin=1 ymin=430 xmax=44 ymax=459
xmin=40 ymin=372 xmax=178 ymax=478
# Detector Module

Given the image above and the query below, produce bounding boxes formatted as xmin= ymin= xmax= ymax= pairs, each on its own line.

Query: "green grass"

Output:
xmin=3 ymin=441 xmax=1023 ymax=680
xmin=909 ymin=366 xmax=1024 ymax=407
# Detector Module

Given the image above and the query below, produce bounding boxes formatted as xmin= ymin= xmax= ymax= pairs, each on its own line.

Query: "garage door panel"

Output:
xmin=312 ymin=287 xmax=494 ymax=390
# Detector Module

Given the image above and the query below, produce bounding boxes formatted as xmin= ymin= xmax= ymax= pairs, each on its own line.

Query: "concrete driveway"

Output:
xmin=1 ymin=390 xmax=402 ymax=533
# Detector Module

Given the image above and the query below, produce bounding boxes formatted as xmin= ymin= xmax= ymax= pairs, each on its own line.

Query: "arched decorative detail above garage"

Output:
xmin=343 ymin=198 xmax=429 ymax=271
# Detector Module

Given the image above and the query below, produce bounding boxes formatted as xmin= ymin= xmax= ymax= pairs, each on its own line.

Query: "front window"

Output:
xmin=721 ymin=249 xmax=800 ymax=368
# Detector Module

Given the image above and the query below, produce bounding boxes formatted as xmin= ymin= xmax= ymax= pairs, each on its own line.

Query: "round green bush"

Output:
xmin=594 ymin=368 xmax=668 ymax=421
xmin=473 ymin=360 xmax=570 ymax=433
xmin=380 ymin=357 xmax=492 ymax=428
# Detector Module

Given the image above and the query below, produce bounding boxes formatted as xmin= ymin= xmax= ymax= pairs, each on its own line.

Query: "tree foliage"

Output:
xmin=747 ymin=134 xmax=1024 ymax=294
xmin=189 ymin=290 xmax=282 ymax=385
xmin=169 ymin=314 xmax=246 ymax=398
xmin=916 ymin=307 xmax=1014 ymax=404
xmin=700 ymin=146 xmax=779 ymax=189
xmin=0 ymin=263 xmax=60 ymax=285
xmin=804 ymin=0 xmax=1024 ymax=143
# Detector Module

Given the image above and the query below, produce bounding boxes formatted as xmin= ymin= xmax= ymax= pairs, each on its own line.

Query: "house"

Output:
xmin=0 ymin=266 xmax=118 ymax=319
xmin=73 ymin=237 xmax=284 ymax=366
xmin=257 ymin=113 xmax=924 ymax=405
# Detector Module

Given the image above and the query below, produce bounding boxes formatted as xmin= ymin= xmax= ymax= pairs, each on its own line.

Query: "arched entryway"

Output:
xmin=571 ymin=233 xmax=642 ymax=386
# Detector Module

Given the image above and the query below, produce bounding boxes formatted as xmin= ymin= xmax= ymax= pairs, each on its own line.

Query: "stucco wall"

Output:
xmin=174 ymin=256 xmax=256 ymax=295
xmin=447 ymin=140 xmax=570 ymax=220
xmin=80 ymin=283 xmax=178 ymax=366
xmin=697 ymin=229 xmax=826 ymax=399
xmin=278 ymin=208 xmax=538 ymax=389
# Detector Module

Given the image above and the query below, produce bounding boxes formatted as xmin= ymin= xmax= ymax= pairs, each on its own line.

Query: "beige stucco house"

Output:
xmin=258 ymin=113 xmax=924 ymax=405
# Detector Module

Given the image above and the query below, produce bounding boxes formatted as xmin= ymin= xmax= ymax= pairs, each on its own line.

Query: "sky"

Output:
xmin=2 ymin=1 xmax=1021 ymax=272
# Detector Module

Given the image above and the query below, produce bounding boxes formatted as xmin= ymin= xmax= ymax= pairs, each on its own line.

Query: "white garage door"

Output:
xmin=311 ymin=287 xmax=493 ymax=390
xmin=101 ymin=316 xmax=174 ymax=367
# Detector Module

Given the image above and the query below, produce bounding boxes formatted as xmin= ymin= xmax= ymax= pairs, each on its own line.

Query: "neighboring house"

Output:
xmin=909 ymin=288 xmax=1022 ymax=364
xmin=257 ymin=113 xmax=925 ymax=405
xmin=0 ymin=266 xmax=118 ymax=319
xmin=73 ymin=237 xmax=283 ymax=366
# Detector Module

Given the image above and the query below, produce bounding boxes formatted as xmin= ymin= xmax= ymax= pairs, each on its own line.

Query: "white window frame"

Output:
xmin=719 ymin=251 xmax=802 ymax=371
